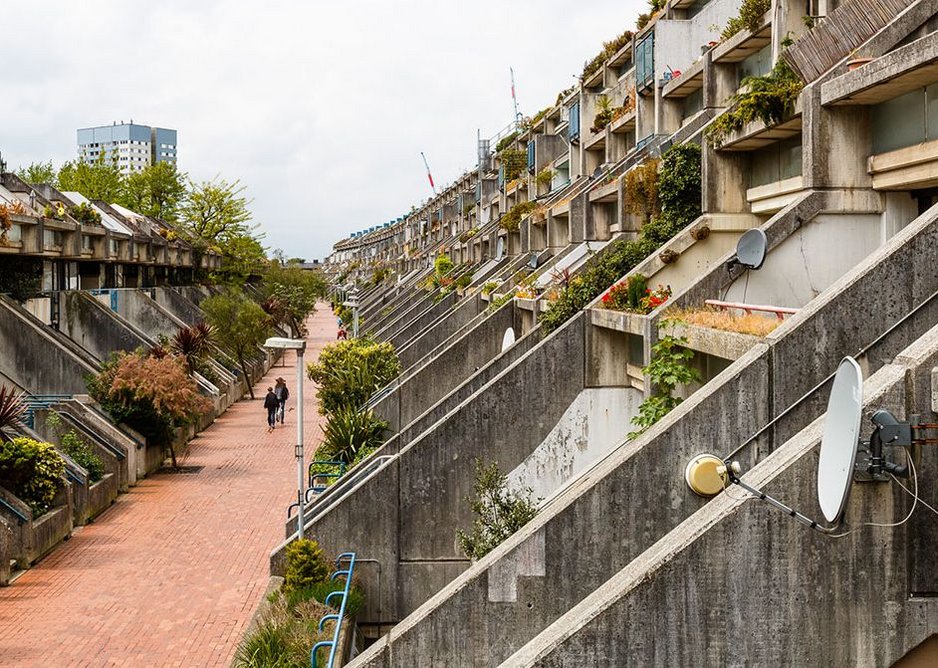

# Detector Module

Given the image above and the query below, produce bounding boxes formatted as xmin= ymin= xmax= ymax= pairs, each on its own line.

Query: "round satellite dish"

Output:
xmin=501 ymin=327 xmax=516 ymax=352
xmin=736 ymin=228 xmax=767 ymax=270
xmin=817 ymin=356 xmax=863 ymax=524
xmin=496 ymin=237 xmax=505 ymax=260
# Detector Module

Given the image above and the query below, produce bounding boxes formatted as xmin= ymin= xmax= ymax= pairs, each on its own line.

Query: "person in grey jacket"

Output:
xmin=274 ymin=377 xmax=290 ymax=424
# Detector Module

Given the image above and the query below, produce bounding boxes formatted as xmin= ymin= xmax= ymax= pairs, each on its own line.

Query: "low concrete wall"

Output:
xmin=153 ymin=287 xmax=206 ymax=326
xmin=506 ymin=329 xmax=938 ymax=666
xmin=387 ymin=292 xmax=457 ymax=350
xmin=0 ymin=485 xmax=73 ymax=577
xmin=65 ymin=398 xmax=139 ymax=487
xmin=58 ymin=291 xmax=153 ymax=362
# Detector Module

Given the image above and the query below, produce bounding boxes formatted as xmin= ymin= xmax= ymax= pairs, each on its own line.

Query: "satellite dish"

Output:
xmin=496 ymin=237 xmax=505 ymax=260
xmin=501 ymin=327 xmax=516 ymax=351
xmin=817 ymin=357 xmax=863 ymax=524
xmin=527 ymin=254 xmax=538 ymax=270
xmin=734 ymin=229 xmax=767 ymax=270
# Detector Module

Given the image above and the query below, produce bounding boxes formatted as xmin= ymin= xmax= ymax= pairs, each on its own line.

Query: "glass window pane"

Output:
xmin=872 ymin=89 xmax=925 ymax=154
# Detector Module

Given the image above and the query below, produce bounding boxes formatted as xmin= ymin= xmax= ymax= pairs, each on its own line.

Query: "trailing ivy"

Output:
xmin=706 ymin=57 xmax=803 ymax=146
xmin=500 ymin=148 xmax=527 ymax=182
xmin=539 ymin=143 xmax=701 ymax=335
xmin=721 ymin=0 xmax=771 ymax=40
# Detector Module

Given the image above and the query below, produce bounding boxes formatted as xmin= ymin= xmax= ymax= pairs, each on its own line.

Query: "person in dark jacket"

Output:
xmin=274 ymin=377 xmax=289 ymax=424
xmin=263 ymin=387 xmax=278 ymax=432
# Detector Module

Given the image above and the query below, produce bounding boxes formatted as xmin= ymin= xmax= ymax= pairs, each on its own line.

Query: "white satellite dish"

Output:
xmin=501 ymin=327 xmax=516 ymax=351
xmin=817 ymin=356 xmax=863 ymax=524
xmin=496 ymin=237 xmax=505 ymax=260
xmin=735 ymin=228 xmax=767 ymax=270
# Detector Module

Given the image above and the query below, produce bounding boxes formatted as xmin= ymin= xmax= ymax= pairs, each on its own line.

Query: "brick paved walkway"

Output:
xmin=0 ymin=306 xmax=337 ymax=667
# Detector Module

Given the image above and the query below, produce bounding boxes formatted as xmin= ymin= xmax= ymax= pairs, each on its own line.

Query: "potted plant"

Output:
xmin=847 ymin=52 xmax=873 ymax=71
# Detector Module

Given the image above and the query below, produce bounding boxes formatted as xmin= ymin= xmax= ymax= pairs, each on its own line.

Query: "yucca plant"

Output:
xmin=171 ymin=322 xmax=216 ymax=375
xmin=0 ymin=385 xmax=27 ymax=440
xmin=319 ymin=406 xmax=388 ymax=465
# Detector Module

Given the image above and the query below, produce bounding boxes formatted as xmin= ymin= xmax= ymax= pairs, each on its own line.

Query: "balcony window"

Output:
xmin=569 ymin=101 xmax=580 ymax=142
xmin=636 ymin=33 xmax=655 ymax=91
xmin=527 ymin=141 xmax=536 ymax=173
xmin=871 ymin=86 xmax=938 ymax=154
xmin=749 ymin=136 xmax=803 ymax=188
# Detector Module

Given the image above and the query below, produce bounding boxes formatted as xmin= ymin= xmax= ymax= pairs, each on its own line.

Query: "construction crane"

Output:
xmin=420 ymin=151 xmax=437 ymax=196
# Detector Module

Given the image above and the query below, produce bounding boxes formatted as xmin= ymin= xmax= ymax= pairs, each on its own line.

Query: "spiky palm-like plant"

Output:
xmin=0 ymin=385 xmax=27 ymax=440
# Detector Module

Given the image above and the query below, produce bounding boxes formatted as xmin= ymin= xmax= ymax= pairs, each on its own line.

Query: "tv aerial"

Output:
xmin=684 ymin=356 xmax=938 ymax=534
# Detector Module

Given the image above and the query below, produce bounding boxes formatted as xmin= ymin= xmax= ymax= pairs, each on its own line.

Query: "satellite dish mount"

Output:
xmin=725 ymin=228 xmax=767 ymax=274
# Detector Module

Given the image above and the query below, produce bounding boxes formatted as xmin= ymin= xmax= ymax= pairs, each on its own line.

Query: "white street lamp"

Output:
xmin=264 ymin=336 xmax=308 ymax=540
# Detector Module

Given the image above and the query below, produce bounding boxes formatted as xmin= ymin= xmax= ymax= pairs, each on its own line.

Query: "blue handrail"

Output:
xmin=311 ymin=552 xmax=356 ymax=668
xmin=308 ymin=460 xmax=347 ymax=492
xmin=22 ymin=394 xmax=74 ymax=428
xmin=0 ymin=496 xmax=29 ymax=525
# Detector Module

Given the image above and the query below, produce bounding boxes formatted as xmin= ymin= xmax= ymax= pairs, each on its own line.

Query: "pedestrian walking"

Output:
xmin=263 ymin=387 xmax=278 ymax=432
xmin=274 ymin=377 xmax=289 ymax=424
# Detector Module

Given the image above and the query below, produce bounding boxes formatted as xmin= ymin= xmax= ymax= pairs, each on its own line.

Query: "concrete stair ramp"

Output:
xmin=342 ymin=198 xmax=938 ymax=667
xmin=501 ymin=324 xmax=938 ymax=667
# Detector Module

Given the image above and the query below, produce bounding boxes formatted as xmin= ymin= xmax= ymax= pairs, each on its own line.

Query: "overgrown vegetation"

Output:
xmin=591 ymin=95 xmax=615 ymax=133
xmin=539 ymin=143 xmax=701 ymax=334
xmin=628 ymin=331 xmax=701 ymax=439
xmin=318 ymin=405 xmax=388 ymax=465
xmin=500 ymin=201 xmax=538 ymax=232
xmin=624 ymin=159 xmax=661 ymax=224
xmin=0 ymin=256 xmax=43 ymax=302
xmin=456 ymin=459 xmax=539 ymax=560
xmin=706 ymin=57 xmax=803 ymax=146
xmin=499 ymin=148 xmax=527 ymax=183
xmin=67 ymin=202 xmax=102 ymax=226
xmin=495 ymin=131 xmax=520 ymax=154
xmin=582 ymin=28 xmax=634 ymax=79
xmin=234 ymin=537 xmax=366 ymax=667
xmin=721 ymin=0 xmax=771 ymax=39
xmin=86 ymin=350 xmax=212 ymax=468
xmin=535 ymin=168 xmax=554 ymax=189
xmin=0 ymin=437 xmax=66 ymax=516
xmin=670 ymin=307 xmax=783 ymax=336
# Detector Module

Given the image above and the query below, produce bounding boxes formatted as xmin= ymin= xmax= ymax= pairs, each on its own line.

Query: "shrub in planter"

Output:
xmin=318 ymin=406 xmax=388 ymax=465
xmin=284 ymin=538 xmax=331 ymax=594
xmin=86 ymin=351 xmax=212 ymax=468
xmin=0 ymin=437 xmax=66 ymax=516
xmin=307 ymin=338 xmax=401 ymax=414
xmin=47 ymin=412 xmax=105 ymax=483
xmin=602 ymin=274 xmax=647 ymax=311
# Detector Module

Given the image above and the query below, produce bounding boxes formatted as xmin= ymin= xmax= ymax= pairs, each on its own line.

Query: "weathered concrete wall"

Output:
xmin=506 ymin=329 xmax=938 ymax=666
xmin=387 ymin=292 xmax=457 ymax=350
xmin=396 ymin=294 xmax=484 ymax=370
xmin=115 ymin=289 xmax=186 ymax=340
xmin=348 ymin=199 xmax=938 ymax=668
xmin=0 ymin=297 xmax=99 ymax=395
xmin=58 ymin=291 xmax=153 ymax=363
xmin=373 ymin=301 xmax=520 ymax=434
xmin=153 ymin=287 xmax=206 ymax=325
xmin=277 ymin=313 xmax=589 ymax=626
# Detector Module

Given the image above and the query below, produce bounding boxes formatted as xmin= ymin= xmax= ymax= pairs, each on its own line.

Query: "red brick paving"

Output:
xmin=0 ymin=307 xmax=338 ymax=667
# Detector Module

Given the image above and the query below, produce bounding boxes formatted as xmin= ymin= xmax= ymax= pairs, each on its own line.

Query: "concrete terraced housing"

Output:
xmin=0 ymin=177 xmax=281 ymax=586
xmin=301 ymin=0 xmax=938 ymax=665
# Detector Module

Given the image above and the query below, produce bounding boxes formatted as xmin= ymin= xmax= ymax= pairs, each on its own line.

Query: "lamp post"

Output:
xmin=344 ymin=287 xmax=360 ymax=338
xmin=264 ymin=336 xmax=308 ymax=540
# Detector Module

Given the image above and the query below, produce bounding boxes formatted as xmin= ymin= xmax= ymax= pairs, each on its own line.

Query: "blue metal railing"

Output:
xmin=311 ymin=552 xmax=357 ymax=668
xmin=0 ymin=496 xmax=29 ymax=525
xmin=22 ymin=394 xmax=73 ymax=428
xmin=309 ymin=460 xmax=347 ymax=493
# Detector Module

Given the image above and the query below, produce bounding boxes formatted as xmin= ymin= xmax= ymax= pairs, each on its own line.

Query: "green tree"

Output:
xmin=261 ymin=264 xmax=328 ymax=336
xmin=119 ymin=161 xmax=187 ymax=221
xmin=178 ymin=177 xmax=265 ymax=280
xmin=201 ymin=290 xmax=272 ymax=399
xmin=16 ymin=161 xmax=57 ymax=185
xmin=57 ymin=153 xmax=125 ymax=202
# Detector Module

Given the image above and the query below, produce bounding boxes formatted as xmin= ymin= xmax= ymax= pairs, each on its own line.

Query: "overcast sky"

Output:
xmin=1 ymin=0 xmax=645 ymax=261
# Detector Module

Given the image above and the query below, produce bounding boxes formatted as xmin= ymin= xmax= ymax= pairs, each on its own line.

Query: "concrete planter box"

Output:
xmin=589 ymin=306 xmax=647 ymax=336
xmin=85 ymin=473 xmax=118 ymax=521
xmin=669 ymin=321 xmax=763 ymax=361
xmin=0 ymin=486 xmax=73 ymax=581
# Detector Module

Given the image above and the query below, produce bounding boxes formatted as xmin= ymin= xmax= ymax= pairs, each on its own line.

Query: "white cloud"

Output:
xmin=1 ymin=0 xmax=645 ymax=260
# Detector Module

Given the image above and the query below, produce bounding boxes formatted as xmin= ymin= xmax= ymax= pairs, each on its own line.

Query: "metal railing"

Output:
xmin=308 ymin=460 xmax=347 ymax=494
xmin=311 ymin=552 xmax=357 ymax=668
xmin=0 ymin=496 xmax=29 ymax=525
xmin=22 ymin=394 xmax=73 ymax=428
xmin=288 ymin=455 xmax=396 ymax=519
xmin=704 ymin=299 xmax=799 ymax=320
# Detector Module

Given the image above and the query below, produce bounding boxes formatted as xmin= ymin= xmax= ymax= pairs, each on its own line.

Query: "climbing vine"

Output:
xmin=628 ymin=330 xmax=700 ymax=439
